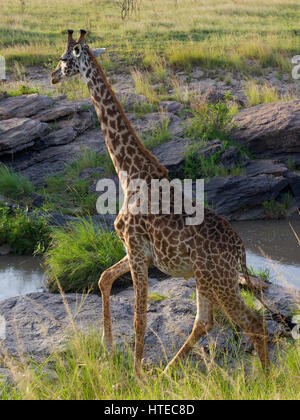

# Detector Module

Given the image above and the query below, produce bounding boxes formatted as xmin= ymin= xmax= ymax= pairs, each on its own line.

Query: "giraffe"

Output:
xmin=51 ymin=30 xmax=270 ymax=373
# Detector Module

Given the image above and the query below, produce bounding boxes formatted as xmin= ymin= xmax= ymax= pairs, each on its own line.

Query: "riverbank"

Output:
xmin=0 ymin=276 xmax=299 ymax=400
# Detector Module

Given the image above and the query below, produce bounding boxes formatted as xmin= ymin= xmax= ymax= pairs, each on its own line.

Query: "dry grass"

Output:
xmin=1 ymin=0 xmax=299 ymax=74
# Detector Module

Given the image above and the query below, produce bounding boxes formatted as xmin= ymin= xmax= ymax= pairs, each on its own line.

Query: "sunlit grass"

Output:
xmin=2 ymin=328 xmax=300 ymax=400
xmin=1 ymin=0 xmax=299 ymax=75
xmin=244 ymin=80 xmax=295 ymax=107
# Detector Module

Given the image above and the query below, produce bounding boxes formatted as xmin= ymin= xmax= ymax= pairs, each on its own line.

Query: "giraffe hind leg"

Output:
xmin=215 ymin=290 xmax=270 ymax=372
xmin=164 ymin=284 xmax=214 ymax=372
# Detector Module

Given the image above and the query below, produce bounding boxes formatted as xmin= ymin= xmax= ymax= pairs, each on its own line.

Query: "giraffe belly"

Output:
xmin=150 ymin=246 xmax=193 ymax=279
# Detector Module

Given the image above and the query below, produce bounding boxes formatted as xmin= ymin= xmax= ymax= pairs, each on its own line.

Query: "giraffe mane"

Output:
xmin=86 ymin=48 xmax=170 ymax=179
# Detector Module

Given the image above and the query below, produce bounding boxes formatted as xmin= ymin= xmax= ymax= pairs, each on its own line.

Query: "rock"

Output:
xmin=152 ymin=138 xmax=190 ymax=176
xmin=28 ymin=193 xmax=44 ymax=208
xmin=33 ymin=100 xmax=84 ymax=122
xmin=283 ymin=171 xmax=300 ymax=198
xmin=0 ymin=244 xmax=11 ymax=256
xmin=220 ymin=146 xmax=250 ymax=170
xmin=34 ymin=126 xmax=77 ymax=148
xmin=58 ymin=110 xmax=94 ymax=134
xmin=245 ymin=160 xmax=288 ymax=177
xmin=274 ymin=154 xmax=300 ymax=169
xmin=80 ymin=167 xmax=105 ymax=180
xmin=231 ymin=100 xmax=300 ymax=158
xmin=0 ymin=94 xmax=54 ymax=120
xmin=117 ymin=92 xmax=148 ymax=110
xmin=2 ymin=128 xmax=107 ymax=186
xmin=205 ymin=174 xmax=289 ymax=220
xmin=160 ymin=101 xmax=184 ymax=114
xmin=0 ymin=118 xmax=49 ymax=155
xmin=191 ymin=68 xmax=204 ymax=79
xmin=189 ymin=140 xmax=250 ymax=170
xmin=197 ymin=139 xmax=223 ymax=157
xmin=202 ymin=87 xmax=225 ymax=104
xmin=130 ymin=112 xmax=185 ymax=138
xmin=0 ymin=279 xmax=298 ymax=365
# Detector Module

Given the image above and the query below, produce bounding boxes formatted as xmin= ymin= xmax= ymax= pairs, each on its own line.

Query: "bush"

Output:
xmin=186 ymin=101 xmax=236 ymax=142
xmin=0 ymin=205 xmax=51 ymax=255
xmin=45 ymin=217 xmax=126 ymax=293
xmin=0 ymin=165 xmax=34 ymax=200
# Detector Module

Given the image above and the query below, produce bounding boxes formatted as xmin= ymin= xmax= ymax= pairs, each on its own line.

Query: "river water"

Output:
xmin=0 ymin=219 xmax=299 ymax=301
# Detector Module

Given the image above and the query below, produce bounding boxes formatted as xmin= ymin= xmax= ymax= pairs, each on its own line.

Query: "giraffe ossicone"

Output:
xmin=51 ymin=30 xmax=270 ymax=373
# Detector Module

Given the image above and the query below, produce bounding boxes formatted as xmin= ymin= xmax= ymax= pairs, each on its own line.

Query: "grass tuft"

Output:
xmin=0 ymin=165 xmax=34 ymax=201
xmin=44 ymin=217 xmax=126 ymax=293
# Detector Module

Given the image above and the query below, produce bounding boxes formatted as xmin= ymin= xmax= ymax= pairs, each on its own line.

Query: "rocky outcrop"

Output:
xmin=0 ymin=118 xmax=49 ymax=154
xmin=231 ymin=100 xmax=300 ymax=159
xmin=205 ymin=174 xmax=289 ymax=220
xmin=0 ymin=94 xmax=54 ymax=120
xmin=0 ymin=278 xmax=298 ymax=365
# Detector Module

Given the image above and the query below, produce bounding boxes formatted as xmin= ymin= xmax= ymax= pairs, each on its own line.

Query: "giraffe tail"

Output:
xmin=238 ymin=243 xmax=295 ymax=331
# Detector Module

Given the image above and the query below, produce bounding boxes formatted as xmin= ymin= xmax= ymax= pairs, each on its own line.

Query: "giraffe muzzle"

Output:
xmin=50 ymin=70 xmax=61 ymax=85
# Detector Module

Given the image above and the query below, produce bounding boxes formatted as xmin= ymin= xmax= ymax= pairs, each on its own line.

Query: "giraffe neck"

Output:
xmin=80 ymin=50 xmax=169 ymax=191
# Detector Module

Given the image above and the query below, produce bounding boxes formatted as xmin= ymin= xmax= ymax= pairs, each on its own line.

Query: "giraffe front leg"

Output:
xmin=99 ymin=255 xmax=130 ymax=351
xmin=129 ymin=258 xmax=149 ymax=373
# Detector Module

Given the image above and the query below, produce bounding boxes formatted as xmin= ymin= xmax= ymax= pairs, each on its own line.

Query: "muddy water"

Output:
xmin=0 ymin=220 xmax=299 ymax=301
xmin=233 ymin=219 xmax=300 ymax=290
xmin=0 ymin=256 xmax=45 ymax=301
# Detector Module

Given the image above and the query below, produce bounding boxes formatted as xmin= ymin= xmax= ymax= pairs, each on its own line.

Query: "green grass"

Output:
xmin=42 ymin=148 xmax=115 ymax=215
xmin=142 ymin=117 xmax=172 ymax=149
xmin=131 ymin=101 xmax=158 ymax=117
xmin=44 ymin=217 xmax=126 ymax=293
xmin=0 ymin=205 xmax=51 ymax=255
xmin=2 ymin=0 xmax=299 ymax=75
xmin=184 ymin=144 xmax=244 ymax=181
xmin=0 ymin=165 xmax=34 ymax=201
xmin=244 ymin=80 xmax=295 ymax=107
xmin=186 ymin=100 xmax=237 ymax=142
xmin=147 ymin=291 xmax=169 ymax=302
xmin=131 ymin=68 xmax=159 ymax=104
xmin=2 ymin=328 xmax=299 ymax=400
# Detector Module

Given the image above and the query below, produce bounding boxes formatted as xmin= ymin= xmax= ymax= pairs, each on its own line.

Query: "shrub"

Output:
xmin=45 ymin=217 xmax=126 ymax=293
xmin=0 ymin=165 xmax=34 ymax=200
xmin=0 ymin=205 xmax=51 ymax=255
xmin=186 ymin=101 xmax=236 ymax=142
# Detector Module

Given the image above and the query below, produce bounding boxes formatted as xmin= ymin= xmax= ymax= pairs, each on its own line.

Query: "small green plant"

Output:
xmin=186 ymin=101 xmax=236 ymax=142
xmin=142 ymin=117 xmax=171 ymax=149
xmin=287 ymin=157 xmax=296 ymax=171
xmin=0 ymin=205 xmax=51 ymax=255
xmin=263 ymin=192 xmax=292 ymax=220
xmin=132 ymin=101 xmax=158 ymax=117
xmin=43 ymin=148 xmax=115 ymax=214
xmin=6 ymin=84 xmax=39 ymax=97
xmin=184 ymin=145 xmax=243 ymax=180
xmin=0 ymin=165 xmax=34 ymax=200
xmin=147 ymin=292 xmax=169 ymax=302
xmin=45 ymin=217 xmax=126 ymax=293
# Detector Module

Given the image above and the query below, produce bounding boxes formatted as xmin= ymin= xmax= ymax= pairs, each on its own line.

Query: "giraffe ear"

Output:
xmin=72 ymin=44 xmax=82 ymax=58
xmin=92 ymin=48 xmax=106 ymax=57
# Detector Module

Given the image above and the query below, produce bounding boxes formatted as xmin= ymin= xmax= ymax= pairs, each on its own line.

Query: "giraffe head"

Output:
xmin=51 ymin=29 xmax=105 ymax=84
